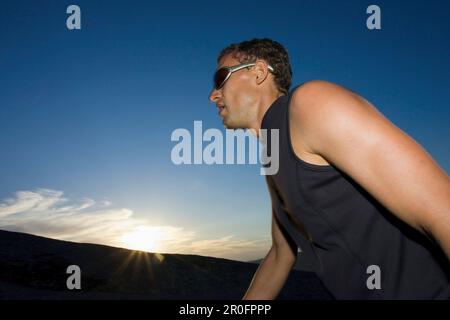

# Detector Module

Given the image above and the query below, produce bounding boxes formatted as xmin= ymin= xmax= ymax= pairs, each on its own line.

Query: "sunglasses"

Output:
xmin=213 ymin=62 xmax=274 ymax=90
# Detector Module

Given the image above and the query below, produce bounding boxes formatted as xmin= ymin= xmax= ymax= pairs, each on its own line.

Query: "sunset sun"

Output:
xmin=120 ymin=227 xmax=165 ymax=252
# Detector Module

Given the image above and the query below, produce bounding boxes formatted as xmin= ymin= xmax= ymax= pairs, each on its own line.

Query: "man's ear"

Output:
xmin=254 ymin=59 xmax=270 ymax=85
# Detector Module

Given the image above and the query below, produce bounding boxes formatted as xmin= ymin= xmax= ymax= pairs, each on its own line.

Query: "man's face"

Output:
xmin=209 ymin=54 xmax=258 ymax=129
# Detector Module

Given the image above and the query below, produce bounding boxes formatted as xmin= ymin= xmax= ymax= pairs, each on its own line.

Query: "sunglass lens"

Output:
xmin=214 ymin=68 xmax=229 ymax=89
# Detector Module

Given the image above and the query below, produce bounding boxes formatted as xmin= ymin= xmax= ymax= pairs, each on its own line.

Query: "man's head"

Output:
xmin=209 ymin=38 xmax=292 ymax=130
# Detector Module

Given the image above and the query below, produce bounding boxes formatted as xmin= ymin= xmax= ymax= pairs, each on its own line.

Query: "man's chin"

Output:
xmin=223 ymin=122 xmax=233 ymax=129
xmin=222 ymin=117 xmax=232 ymax=129
xmin=223 ymin=122 xmax=245 ymax=130
xmin=222 ymin=116 xmax=246 ymax=130
xmin=222 ymin=118 xmax=234 ymax=129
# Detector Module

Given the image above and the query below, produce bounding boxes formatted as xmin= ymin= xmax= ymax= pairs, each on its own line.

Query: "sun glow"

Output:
xmin=120 ymin=227 xmax=166 ymax=252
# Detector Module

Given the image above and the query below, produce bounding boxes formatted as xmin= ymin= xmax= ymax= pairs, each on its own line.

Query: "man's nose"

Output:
xmin=209 ymin=88 xmax=221 ymax=103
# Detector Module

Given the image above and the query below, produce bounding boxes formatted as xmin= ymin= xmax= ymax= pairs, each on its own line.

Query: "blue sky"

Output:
xmin=0 ymin=0 xmax=449 ymax=261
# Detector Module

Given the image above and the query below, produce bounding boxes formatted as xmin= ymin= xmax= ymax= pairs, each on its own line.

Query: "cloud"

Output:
xmin=0 ymin=188 xmax=269 ymax=261
xmin=178 ymin=235 xmax=270 ymax=261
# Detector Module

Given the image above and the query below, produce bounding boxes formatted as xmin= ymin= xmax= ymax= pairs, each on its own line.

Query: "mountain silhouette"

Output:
xmin=0 ymin=230 xmax=333 ymax=300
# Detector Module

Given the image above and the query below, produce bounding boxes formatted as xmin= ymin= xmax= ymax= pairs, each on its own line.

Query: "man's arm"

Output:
xmin=290 ymin=80 xmax=450 ymax=259
xmin=243 ymin=211 xmax=297 ymax=300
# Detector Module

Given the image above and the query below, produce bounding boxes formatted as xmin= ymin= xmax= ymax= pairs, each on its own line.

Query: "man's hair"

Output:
xmin=217 ymin=38 xmax=292 ymax=95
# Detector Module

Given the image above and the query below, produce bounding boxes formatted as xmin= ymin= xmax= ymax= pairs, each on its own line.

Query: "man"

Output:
xmin=209 ymin=38 xmax=450 ymax=299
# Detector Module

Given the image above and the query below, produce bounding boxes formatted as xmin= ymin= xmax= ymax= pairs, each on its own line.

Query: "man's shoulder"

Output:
xmin=290 ymin=80 xmax=357 ymax=108
xmin=288 ymin=80 xmax=377 ymax=154
xmin=289 ymin=79 xmax=372 ymax=126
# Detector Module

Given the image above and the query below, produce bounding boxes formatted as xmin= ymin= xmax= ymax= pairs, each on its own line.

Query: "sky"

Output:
xmin=0 ymin=0 xmax=449 ymax=261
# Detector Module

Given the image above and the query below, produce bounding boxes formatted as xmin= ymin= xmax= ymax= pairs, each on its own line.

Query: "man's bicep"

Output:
xmin=265 ymin=176 xmax=297 ymax=260
xmin=271 ymin=210 xmax=297 ymax=261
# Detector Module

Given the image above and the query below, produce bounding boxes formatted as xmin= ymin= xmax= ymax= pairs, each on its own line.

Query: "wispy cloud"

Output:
xmin=0 ymin=189 xmax=269 ymax=261
xmin=177 ymin=235 xmax=270 ymax=262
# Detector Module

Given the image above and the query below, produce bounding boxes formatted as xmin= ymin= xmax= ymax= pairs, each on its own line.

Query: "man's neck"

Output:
xmin=249 ymin=89 xmax=285 ymax=137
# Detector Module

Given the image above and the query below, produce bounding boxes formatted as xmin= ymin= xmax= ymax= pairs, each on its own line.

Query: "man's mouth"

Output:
xmin=218 ymin=105 xmax=225 ymax=115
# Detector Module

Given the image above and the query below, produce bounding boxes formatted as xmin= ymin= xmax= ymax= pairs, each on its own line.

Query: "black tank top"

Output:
xmin=262 ymin=84 xmax=450 ymax=299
